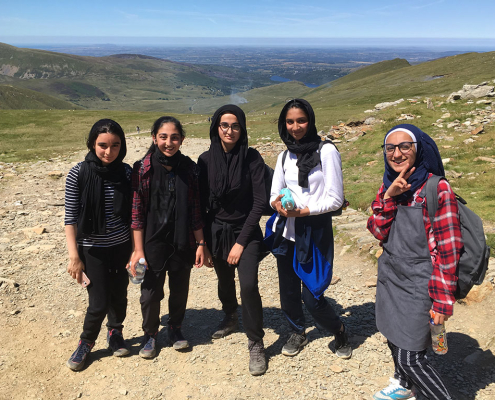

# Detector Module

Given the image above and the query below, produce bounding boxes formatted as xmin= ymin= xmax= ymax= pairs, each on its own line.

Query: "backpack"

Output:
xmin=262 ymin=163 xmax=275 ymax=216
xmin=281 ymin=140 xmax=348 ymax=216
xmin=425 ymin=175 xmax=490 ymax=300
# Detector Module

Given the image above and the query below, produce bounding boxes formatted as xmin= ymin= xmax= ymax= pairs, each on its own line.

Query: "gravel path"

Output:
xmin=0 ymin=135 xmax=494 ymax=400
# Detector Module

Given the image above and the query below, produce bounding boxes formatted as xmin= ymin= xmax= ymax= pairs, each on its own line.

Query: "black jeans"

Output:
xmin=140 ymin=255 xmax=191 ymax=334
xmin=78 ymin=241 xmax=131 ymax=343
xmin=276 ymin=241 xmax=342 ymax=335
xmin=213 ymin=237 xmax=264 ymax=342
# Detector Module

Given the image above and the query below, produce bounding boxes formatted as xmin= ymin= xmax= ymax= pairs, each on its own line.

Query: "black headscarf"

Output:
xmin=278 ymin=99 xmax=321 ymax=188
xmin=77 ymin=133 xmax=130 ymax=237
xmin=206 ymin=104 xmax=248 ymax=211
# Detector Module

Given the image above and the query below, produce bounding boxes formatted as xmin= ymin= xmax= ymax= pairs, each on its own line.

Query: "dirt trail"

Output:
xmin=0 ymin=136 xmax=494 ymax=400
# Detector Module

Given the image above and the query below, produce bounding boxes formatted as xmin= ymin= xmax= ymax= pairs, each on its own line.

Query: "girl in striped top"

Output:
xmin=65 ymin=119 xmax=132 ymax=371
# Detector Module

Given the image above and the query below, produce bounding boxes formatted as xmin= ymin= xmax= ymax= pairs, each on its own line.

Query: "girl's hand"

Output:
xmin=227 ymin=243 xmax=244 ymax=266
xmin=128 ymin=250 xmax=146 ymax=277
xmin=384 ymin=165 xmax=416 ymax=199
xmin=271 ymin=194 xmax=287 ymax=217
xmin=430 ymin=309 xmax=450 ymax=324
xmin=67 ymin=256 xmax=85 ymax=284
xmin=194 ymin=245 xmax=205 ymax=268
xmin=204 ymin=246 xmax=214 ymax=268
xmin=286 ymin=207 xmax=310 ymax=218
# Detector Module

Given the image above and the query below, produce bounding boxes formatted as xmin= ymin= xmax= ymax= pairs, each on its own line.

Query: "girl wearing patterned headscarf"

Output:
xmin=198 ymin=104 xmax=267 ymax=376
xmin=267 ymin=99 xmax=351 ymax=360
xmin=368 ymin=124 xmax=461 ymax=400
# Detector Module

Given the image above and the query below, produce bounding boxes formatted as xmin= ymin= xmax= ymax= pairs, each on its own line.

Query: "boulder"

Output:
xmin=462 ymin=281 xmax=493 ymax=304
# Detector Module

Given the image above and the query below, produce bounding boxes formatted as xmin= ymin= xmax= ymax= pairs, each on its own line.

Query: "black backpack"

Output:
xmin=262 ymin=164 xmax=275 ymax=216
xmin=425 ymin=175 xmax=490 ymax=300
xmin=281 ymin=140 xmax=348 ymax=216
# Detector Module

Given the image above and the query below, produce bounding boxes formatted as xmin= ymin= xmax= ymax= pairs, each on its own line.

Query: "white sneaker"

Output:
xmin=373 ymin=378 xmax=416 ymax=400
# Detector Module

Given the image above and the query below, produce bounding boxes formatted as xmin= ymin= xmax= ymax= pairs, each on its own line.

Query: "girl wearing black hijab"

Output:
xmin=267 ymin=99 xmax=351 ymax=359
xmin=65 ymin=119 xmax=132 ymax=371
xmin=198 ymin=104 xmax=267 ymax=376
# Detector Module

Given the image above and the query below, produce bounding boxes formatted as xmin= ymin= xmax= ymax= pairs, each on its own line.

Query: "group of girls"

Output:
xmin=65 ymin=100 xmax=461 ymax=399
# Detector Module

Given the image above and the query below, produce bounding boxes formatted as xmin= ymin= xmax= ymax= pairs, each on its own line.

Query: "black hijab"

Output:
xmin=206 ymin=104 xmax=248 ymax=211
xmin=278 ymin=99 xmax=321 ymax=188
xmin=78 ymin=129 xmax=130 ymax=237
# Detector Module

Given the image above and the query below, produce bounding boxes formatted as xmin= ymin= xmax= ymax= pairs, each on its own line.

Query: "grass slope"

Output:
xmin=0 ymin=85 xmax=79 ymax=110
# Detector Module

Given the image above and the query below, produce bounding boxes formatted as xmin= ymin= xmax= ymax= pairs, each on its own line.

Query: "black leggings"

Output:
xmin=78 ymin=241 xmax=131 ymax=343
xmin=213 ymin=237 xmax=264 ymax=342
xmin=140 ymin=255 xmax=191 ymax=334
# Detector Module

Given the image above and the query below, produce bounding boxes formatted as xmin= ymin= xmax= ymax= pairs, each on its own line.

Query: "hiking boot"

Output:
xmin=333 ymin=324 xmax=352 ymax=359
xmin=373 ymin=378 xmax=417 ymax=400
xmin=248 ymin=339 xmax=267 ymax=376
xmin=66 ymin=340 xmax=94 ymax=371
xmin=168 ymin=325 xmax=189 ymax=350
xmin=282 ymin=332 xmax=308 ymax=356
xmin=211 ymin=312 xmax=238 ymax=339
xmin=107 ymin=329 xmax=130 ymax=357
xmin=139 ymin=332 xmax=157 ymax=359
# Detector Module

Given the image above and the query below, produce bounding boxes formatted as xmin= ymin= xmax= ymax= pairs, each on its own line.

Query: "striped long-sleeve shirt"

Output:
xmin=367 ymin=175 xmax=463 ymax=315
xmin=64 ymin=162 xmax=132 ymax=247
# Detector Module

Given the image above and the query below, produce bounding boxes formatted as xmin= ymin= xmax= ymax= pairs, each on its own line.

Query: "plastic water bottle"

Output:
xmin=129 ymin=258 xmax=147 ymax=284
xmin=430 ymin=313 xmax=448 ymax=355
xmin=280 ymin=188 xmax=295 ymax=211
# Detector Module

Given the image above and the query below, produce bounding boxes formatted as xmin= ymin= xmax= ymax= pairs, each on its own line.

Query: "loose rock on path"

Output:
xmin=0 ymin=135 xmax=494 ymax=400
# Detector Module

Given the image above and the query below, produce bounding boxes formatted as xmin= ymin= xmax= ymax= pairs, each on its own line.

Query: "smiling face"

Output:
xmin=218 ymin=113 xmax=241 ymax=152
xmin=385 ymin=130 xmax=417 ymax=174
xmin=285 ymin=107 xmax=309 ymax=142
xmin=93 ymin=133 xmax=122 ymax=166
xmin=153 ymin=122 xmax=184 ymax=157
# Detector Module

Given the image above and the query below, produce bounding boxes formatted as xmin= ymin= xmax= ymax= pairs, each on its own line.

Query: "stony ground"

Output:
xmin=0 ymin=135 xmax=494 ymax=400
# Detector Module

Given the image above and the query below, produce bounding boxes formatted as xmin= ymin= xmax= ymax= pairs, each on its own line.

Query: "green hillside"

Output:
xmin=0 ymin=85 xmax=80 ymax=110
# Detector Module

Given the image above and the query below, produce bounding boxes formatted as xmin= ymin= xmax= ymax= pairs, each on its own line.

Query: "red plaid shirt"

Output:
xmin=131 ymin=153 xmax=204 ymax=249
xmin=367 ymin=175 xmax=463 ymax=315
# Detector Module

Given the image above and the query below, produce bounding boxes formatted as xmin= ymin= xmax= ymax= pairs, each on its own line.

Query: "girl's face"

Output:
xmin=385 ymin=130 xmax=417 ymax=174
xmin=153 ymin=122 xmax=184 ymax=157
xmin=285 ymin=107 xmax=309 ymax=142
xmin=218 ymin=113 xmax=241 ymax=152
xmin=93 ymin=132 xmax=122 ymax=166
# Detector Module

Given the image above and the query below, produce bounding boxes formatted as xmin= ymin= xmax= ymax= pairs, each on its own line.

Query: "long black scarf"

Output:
xmin=152 ymin=149 xmax=194 ymax=251
xmin=207 ymin=104 xmax=248 ymax=211
xmin=278 ymin=99 xmax=321 ymax=188
xmin=77 ymin=151 xmax=130 ymax=237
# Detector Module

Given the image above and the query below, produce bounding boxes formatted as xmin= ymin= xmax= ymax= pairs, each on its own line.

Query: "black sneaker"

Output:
xmin=66 ymin=340 xmax=94 ymax=371
xmin=139 ymin=332 xmax=157 ymax=359
xmin=248 ymin=339 xmax=267 ymax=376
xmin=211 ymin=312 xmax=239 ymax=339
xmin=333 ymin=324 xmax=352 ymax=359
xmin=282 ymin=332 xmax=308 ymax=357
xmin=168 ymin=325 xmax=189 ymax=350
xmin=107 ymin=329 xmax=130 ymax=357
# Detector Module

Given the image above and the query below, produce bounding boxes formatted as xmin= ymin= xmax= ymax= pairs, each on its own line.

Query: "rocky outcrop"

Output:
xmin=447 ymin=81 xmax=495 ymax=102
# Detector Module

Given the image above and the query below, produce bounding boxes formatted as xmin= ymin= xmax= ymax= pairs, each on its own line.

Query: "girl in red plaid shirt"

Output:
xmin=367 ymin=124 xmax=462 ymax=400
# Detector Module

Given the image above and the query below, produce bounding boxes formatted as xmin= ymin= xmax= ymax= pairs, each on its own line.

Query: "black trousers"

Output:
xmin=140 ymin=255 xmax=191 ymax=334
xmin=388 ymin=341 xmax=453 ymax=400
xmin=78 ymin=241 xmax=131 ymax=343
xmin=276 ymin=241 xmax=342 ymax=335
xmin=213 ymin=237 xmax=264 ymax=342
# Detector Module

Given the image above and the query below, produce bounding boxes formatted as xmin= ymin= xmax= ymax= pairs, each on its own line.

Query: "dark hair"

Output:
xmin=145 ymin=116 xmax=185 ymax=156
xmin=86 ymin=119 xmax=126 ymax=151
xmin=151 ymin=116 xmax=186 ymax=138
xmin=285 ymin=99 xmax=308 ymax=117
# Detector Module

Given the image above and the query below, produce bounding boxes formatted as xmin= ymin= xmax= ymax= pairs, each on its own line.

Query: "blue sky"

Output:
xmin=1 ymin=0 xmax=494 ymax=44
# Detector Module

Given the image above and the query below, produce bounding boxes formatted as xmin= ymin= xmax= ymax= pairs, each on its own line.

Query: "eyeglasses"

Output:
xmin=219 ymin=122 xmax=241 ymax=133
xmin=382 ymin=141 xmax=417 ymax=154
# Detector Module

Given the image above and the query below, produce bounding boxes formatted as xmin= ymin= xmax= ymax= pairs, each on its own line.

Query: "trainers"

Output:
xmin=333 ymin=324 xmax=352 ymax=359
xmin=139 ymin=332 xmax=157 ymax=359
xmin=248 ymin=339 xmax=267 ymax=376
xmin=211 ymin=312 xmax=238 ymax=339
xmin=66 ymin=340 xmax=94 ymax=371
xmin=282 ymin=332 xmax=308 ymax=356
xmin=373 ymin=378 xmax=416 ymax=400
xmin=168 ymin=325 xmax=189 ymax=350
xmin=107 ymin=329 xmax=130 ymax=357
